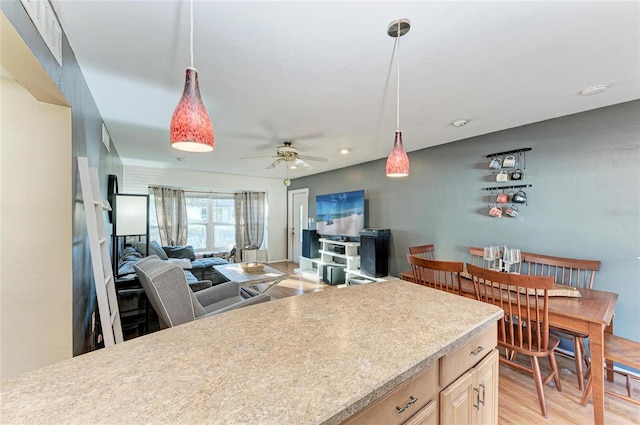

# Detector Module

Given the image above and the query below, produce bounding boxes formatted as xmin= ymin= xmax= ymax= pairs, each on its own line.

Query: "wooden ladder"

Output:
xmin=77 ymin=156 xmax=123 ymax=346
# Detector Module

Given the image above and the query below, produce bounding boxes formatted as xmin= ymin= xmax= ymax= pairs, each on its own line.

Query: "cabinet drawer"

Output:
xmin=439 ymin=325 xmax=497 ymax=388
xmin=343 ymin=365 xmax=437 ymax=425
xmin=403 ymin=399 xmax=437 ymax=425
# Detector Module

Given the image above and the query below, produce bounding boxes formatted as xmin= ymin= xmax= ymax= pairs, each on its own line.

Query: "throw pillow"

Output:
xmin=149 ymin=241 xmax=169 ymax=260
xmin=163 ymin=245 xmax=196 ymax=261
xmin=121 ymin=246 xmax=143 ymax=262
xmin=130 ymin=241 xmax=147 ymax=256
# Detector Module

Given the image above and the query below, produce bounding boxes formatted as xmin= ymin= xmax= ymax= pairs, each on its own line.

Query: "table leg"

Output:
xmin=249 ymin=278 xmax=285 ymax=294
xmin=605 ymin=320 xmax=614 ymax=383
xmin=588 ymin=322 xmax=606 ymax=425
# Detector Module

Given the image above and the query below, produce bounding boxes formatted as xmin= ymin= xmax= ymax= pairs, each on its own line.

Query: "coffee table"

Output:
xmin=213 ymin=263 xmax=288 ymax=294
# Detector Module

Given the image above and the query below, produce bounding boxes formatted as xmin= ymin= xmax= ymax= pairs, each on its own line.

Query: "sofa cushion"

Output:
xmin=148 ymin=241 xmax=169 ymax=260
xmin=163 ymin=245 xmax=196 ymax=261
xmin=190 ymin=258 xmax=229 ymax=283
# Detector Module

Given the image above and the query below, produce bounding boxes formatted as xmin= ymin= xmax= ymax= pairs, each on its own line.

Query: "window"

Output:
xmin=149 ymin=192 xmax=235 ymax=251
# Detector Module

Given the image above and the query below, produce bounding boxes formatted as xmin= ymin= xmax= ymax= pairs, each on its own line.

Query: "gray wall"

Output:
xmin=291 ymin=100 xmax=640 ymax=342
xmin=2 ymin=1 xmax=123 ymax=355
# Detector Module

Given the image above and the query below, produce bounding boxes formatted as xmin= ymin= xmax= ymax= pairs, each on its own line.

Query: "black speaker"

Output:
xmin=323 ymin=265 xmax=345 ymax=285
xmin=302 ymin=229 xmax=321 ymax=258
xmin=360 ymin=229 xmax=391 ymax=278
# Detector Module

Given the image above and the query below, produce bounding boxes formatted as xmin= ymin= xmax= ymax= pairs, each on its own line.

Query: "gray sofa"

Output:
xmin=119 ymin=241 xmax=230 ymax=291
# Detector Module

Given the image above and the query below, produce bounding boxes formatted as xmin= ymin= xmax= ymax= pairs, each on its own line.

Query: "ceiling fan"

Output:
xmin=241 ymin=141 xmax=329 ymax=170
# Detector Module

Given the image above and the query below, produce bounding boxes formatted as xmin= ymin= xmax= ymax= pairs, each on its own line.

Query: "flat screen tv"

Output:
xmin=315 ymin=190 xmax=365 ymax=238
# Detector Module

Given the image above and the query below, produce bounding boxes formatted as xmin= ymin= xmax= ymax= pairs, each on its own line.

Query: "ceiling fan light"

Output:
xmin=386 ymin=131 xmax=410 ymax=177
xmin=170 ymin=67 xmax=214 ymax=152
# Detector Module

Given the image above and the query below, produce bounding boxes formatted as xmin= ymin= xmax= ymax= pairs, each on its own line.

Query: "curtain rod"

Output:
xmin=148 ymin=185 xmax=235 ymax=195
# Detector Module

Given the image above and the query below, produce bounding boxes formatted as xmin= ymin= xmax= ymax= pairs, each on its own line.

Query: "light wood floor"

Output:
xmin=259 ymin=262 xmax=640 ymax=424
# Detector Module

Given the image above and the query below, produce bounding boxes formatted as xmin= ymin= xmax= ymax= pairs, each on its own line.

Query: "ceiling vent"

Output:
xmin=20 ymin=0 xmax=63 ymax=66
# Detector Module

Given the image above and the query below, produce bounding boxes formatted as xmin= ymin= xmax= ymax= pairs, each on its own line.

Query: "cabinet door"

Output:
xmin=440 ymin=369 xmax=475 ymax=425
xmin=473 ymin=349 xmax=499 ymax=425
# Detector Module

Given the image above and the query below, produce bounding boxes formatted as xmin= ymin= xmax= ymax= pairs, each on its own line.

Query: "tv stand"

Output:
xmin=295 ymin=238 xmax=387 ymax=285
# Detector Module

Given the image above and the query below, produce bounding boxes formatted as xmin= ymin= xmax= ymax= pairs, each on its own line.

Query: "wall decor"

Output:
xmin=483 ymin=146 xmax=532 ymax=218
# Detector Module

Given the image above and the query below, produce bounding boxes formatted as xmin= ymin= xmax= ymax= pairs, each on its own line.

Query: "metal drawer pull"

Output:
xmin=471 ymin=346 xmax=484 ymax=356
xmin=473 ymin=384 xmax=486 ymax=410
xmin=396 ymin=395 xmax=418 ymax=413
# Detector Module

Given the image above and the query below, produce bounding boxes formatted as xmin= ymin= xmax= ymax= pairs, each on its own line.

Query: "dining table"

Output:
xmin=402 ymin=271 xmax=619 ymax=424
xmin=547 ymin=288 xmax=618 ymax=422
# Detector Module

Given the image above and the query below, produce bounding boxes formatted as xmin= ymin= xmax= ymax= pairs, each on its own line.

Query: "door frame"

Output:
xmin=287 ymin=188 xmax=309 ymax=262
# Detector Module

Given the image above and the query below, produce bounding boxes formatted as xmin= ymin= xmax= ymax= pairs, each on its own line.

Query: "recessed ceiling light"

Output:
xmin=340 ymin=148 xmax=351 ymax=154
xmin=451 ymin=119 xmax=469 ymax=128
xmin=176 ymin=157 xmax=187 ymax=162
xmin=580 ymin=85 xmax=608 ymax=96
xmin=290 ymin=165 xmax=297 ymax=169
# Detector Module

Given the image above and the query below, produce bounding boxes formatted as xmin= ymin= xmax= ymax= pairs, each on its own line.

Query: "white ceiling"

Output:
xmin=50 ymin=1 xmax=639 ymax=180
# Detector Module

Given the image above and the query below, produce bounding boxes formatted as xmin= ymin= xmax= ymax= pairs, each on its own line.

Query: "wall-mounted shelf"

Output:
xmin=483 ymin=184 xmax=532 ymax=191
xmin=486 ymin=147 xmax=532 ymax=158
xmin=483 ymin=148 xmax=532 ymax=217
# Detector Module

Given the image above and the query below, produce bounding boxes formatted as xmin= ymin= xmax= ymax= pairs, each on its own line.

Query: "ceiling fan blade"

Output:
xmin=293 ymin=158 xmax=313 ymax=168
xmin=289 ymin=131 xmax=324 ymax=142
xmin=266 ymin=158 xmax=284 ymax=169
xmin=297 ymin=154 xmax=329 ymax=163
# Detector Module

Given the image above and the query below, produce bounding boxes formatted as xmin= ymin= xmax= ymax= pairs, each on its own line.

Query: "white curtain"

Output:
xmin=150 ymin=186 xmax=188 ymax=246
xmin=234 ymin=192 xmax=266 ymax=259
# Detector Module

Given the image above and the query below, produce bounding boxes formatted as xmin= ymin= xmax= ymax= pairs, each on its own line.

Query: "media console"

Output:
xmin=295 ymin=238 xmax=388 ymax=285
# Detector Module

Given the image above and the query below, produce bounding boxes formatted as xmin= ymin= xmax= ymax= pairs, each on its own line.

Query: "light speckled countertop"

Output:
xmin=1 ymin=279 xmax=502 ymax=424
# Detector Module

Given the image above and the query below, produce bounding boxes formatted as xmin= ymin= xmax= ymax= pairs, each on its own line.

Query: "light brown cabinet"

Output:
xmin=342 ymin=364 xmax=437 ymax=425
xmin=440 ymin=349 xmax=498 ymax=424
xmin=342 ymin=324 xmax=498 ymax=425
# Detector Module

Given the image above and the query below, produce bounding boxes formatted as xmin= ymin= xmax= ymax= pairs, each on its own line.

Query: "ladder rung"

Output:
xmin=99 ymin=238 xmax=107 ymax=244
xmin=104 ymin=275 xmax=112 ymax=286
xmin=110 ymin=311 xmax=117 ymax=325
xmin=93 ymin=200 xmax=100 ymax=205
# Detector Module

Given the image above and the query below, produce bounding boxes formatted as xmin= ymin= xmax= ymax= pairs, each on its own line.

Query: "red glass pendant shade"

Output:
xmin=386 ymin=131 xmax=410 ymax=177
xmin=170 ymin=67 xmax=214 ymax=152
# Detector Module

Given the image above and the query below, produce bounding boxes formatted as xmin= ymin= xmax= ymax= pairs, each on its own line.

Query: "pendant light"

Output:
xmin=385 ymin=19 xmax=410 ymax=177
xmin=170 ymin=0 xmax=214 ymax=152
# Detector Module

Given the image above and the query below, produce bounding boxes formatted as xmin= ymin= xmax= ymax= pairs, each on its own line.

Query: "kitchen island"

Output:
xmin=1 ymin=279 xmax=502 ymax=424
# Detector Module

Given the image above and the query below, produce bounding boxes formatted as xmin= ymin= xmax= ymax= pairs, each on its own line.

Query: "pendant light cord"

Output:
xmin=190 ymin=0 xmax=194 ymax=68
xmin=396 ymin=21 xmax=400 ymax=132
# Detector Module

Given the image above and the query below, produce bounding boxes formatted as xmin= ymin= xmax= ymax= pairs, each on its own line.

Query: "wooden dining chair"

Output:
xmin=520 ymin=252 xmax=601 ymax=391
xmin=407 ymin=254 xmax=463 ymax=295
xmin=467 ymin=263 xmax=562 ymax=418
xmin=408 ymin=244 xmax=435 ymax=259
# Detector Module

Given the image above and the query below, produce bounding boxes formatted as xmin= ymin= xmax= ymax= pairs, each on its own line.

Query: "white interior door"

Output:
xmin=288 ymin=189 xmax=309 ymax=263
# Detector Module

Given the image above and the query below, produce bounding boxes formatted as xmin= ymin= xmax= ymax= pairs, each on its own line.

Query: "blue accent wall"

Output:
xmin=291 ymin=100 xmax=640 ymax=342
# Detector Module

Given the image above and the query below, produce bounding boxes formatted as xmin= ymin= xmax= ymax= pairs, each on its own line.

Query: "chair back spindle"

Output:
xmin=521 ymin=253 xmax=600 ymax=289
xmin=408 ymin=244 xmax=436 ymax=260
xmin=469 ymin=246 xmax=494 ymax=269
xmin=407 ymin=254 xmax=463 ymax=295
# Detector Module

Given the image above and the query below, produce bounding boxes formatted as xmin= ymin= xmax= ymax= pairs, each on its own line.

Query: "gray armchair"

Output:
xmin=134 ymin=256 xmax=270 ymax=329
